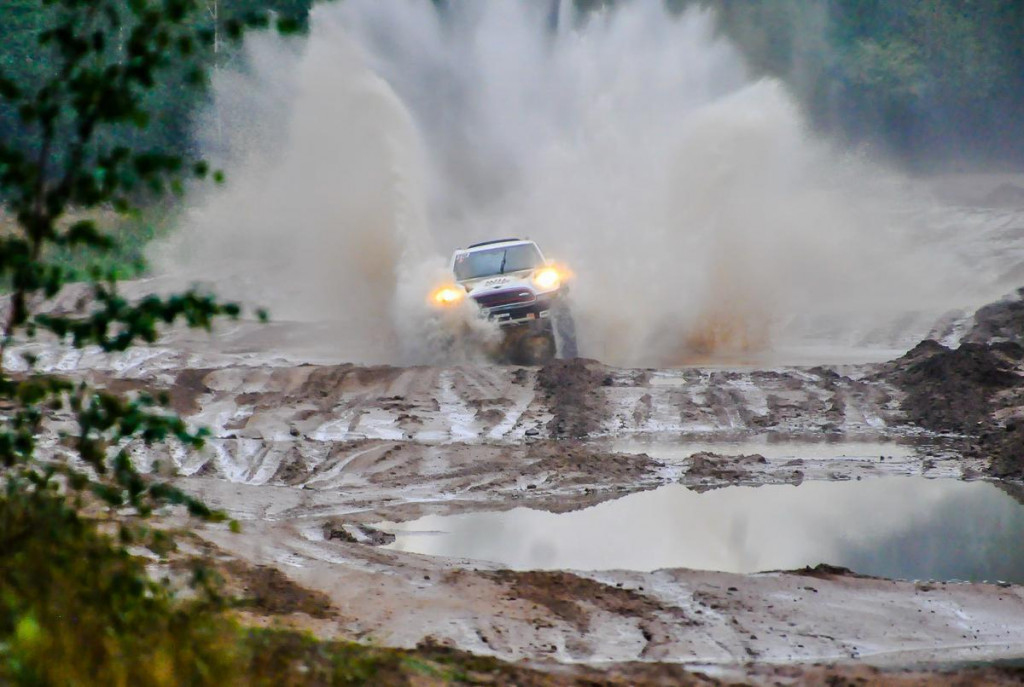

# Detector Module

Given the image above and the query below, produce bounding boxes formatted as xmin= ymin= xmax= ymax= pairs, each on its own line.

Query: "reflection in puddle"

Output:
xmin=652 ymin=346 xmax=910 ymax=370
xmin=608 ymin=438 xmax=917 ymax=462
xmin=383 ymin=477 xmax=1024 ymax=582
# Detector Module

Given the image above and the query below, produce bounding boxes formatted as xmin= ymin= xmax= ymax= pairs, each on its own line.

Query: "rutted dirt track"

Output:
xmin=11 ymin=292 xmax=1023 ymax=683
xmin=160 ymin=351 xmax=1022 ymax=672
xmin=145 ymin=359 xmax=1014 ymax=675
xmin=7 ymin=199 xmax=1024 ymax=682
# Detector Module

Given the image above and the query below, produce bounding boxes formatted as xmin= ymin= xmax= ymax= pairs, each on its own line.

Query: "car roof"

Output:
xmin=466 ymin=237 xmax=522 ymax=249
xmin=458 ymin=238 xmax=536 ymax=254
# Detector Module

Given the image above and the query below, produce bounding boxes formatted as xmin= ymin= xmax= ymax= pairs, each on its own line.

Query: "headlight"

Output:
xmin=431 ymin=285 xmax=465 ymax=306
xmin=532 ymin=267 xmax=561 ymax=290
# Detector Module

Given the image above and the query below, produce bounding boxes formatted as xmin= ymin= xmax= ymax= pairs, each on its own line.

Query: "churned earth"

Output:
xmin=8 ymin=290 xmax=1024 ymax=685
xmin=6 ymin=180 xmax=1024 ymax=685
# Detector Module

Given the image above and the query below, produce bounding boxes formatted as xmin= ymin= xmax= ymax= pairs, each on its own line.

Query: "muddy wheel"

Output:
xmin=552 ymin=301 xmax=578 ymax=359
xmin=427 ymin=314 xmax=480 ymax=363
xmin=516 ymin=333 xmax=556 ymax=365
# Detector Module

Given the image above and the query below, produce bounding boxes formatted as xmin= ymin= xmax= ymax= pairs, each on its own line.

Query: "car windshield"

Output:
xmin=453 ymin=244 xmax=543 ymax=280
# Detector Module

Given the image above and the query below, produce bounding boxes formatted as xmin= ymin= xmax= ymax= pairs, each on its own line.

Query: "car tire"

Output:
xmin=552 ymin=300 xmax=578 ymax=359
xmin=515 ymin=332 xmax=556 ymax=365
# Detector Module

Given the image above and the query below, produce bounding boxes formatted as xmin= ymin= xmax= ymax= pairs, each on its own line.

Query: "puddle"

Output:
xmin=382 ymin=477 xmax=1024 ymax=582
xmin=607 ymin=438 xmax=917 ymax=462
xmin=657 ymin=346 xmax=910 ymax=369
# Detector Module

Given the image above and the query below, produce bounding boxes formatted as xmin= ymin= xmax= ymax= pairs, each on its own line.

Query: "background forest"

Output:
xmin=1 ymin=2 xmax=1022 ymax=683
xmin=700 ymin=0 xmax=1024 ymax=169
xmin=3 ymin=0 xmax=1022 ymax=172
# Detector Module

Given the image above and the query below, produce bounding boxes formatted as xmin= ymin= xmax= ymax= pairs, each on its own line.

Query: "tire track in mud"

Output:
xmin=166 ymin=363 xmax=544 ymax=450
xmin=598 ymin=365 xmax=905 ymax=438
xmin=435 ymin=369 xmax=480 ymax=441
xmin=25 ymin=335 xmax=1021 ymax=673
xmin=109 ymin=355 xmax=924 ymax=487
xmin=480 ymin=570 xmax=697 ymax=661
xmin=12 ymin=202 xmax=1024 ymax=678
xmin=536 ymin=358 xmax=609 ymax=438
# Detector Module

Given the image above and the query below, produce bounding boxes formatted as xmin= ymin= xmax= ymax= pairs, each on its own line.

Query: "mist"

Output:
xmin=156 ymin=0 xmax=984 ymax=367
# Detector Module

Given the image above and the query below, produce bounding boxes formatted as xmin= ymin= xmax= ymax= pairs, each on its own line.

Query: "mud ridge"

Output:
xmin=536 ymin=358 xmax=609 ymax=438
xmin=963 ymin=287 xmax=1024 ymax=347
xmin=223 ymin=560 xmax=336 ymax=618
xmin=482 ymin=570 xmax=693 ymax=635
xmin=884 ymin=294 xmax=1024 ymax=477
xmin=685 ymin=452 xmax=766 ymax=480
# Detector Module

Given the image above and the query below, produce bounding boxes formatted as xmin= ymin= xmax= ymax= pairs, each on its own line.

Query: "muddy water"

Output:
xmin=382 ymin=477 xmax=1024 ymax=582
xmin=659 ymin=345 xmax=911 ymax=368
xmin=608 ymin=438 xmax=917 ymax=463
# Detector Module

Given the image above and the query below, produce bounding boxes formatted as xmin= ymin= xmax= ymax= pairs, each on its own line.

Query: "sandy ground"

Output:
xmin=8 ymin=322 xmax=1023 ymax=683
xmin=5 ymin=177 xmax=1024 ymax=684
xmin=158 ymin=355 xmax=1021 ymax=674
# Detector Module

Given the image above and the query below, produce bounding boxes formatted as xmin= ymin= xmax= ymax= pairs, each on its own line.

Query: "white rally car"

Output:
xmin=430 ymin=238 xmax=577 ymax=363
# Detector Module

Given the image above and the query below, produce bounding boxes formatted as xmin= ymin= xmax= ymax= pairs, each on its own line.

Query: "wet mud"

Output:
xmin=223 ymin=559 xmax=337 ymax=618
xmin=7 ymin=283 xmax=1024 ymax=684
xmin=883 ymin=291 xmax=1024 ymax=478
xmin=536 ymin=358 xmax=610 ymax=438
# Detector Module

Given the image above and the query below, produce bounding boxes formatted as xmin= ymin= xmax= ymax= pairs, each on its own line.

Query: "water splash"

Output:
xmin=160 ymin=0 xmax=989 ymax=367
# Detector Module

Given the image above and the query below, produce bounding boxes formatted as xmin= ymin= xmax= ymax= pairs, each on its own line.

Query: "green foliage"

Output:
xmin=0 ymin=0 xmax=315 ymax=277
xmin=236 ymin=627 xmax=544 ymax=686
xmin=842 ymin=37 xmax=927 ymax=99
xmin=682 ymin=0 xmax=1024 ymax=166
xmin=0 ymin=484 xmax=240 ymax=686
xmin=0 ymin=1 xmax=309 ymax=684
xmin=40 ymin=212 xmax=163 ymax=282
xmin=0 ymin=485 xmax=507 ymax=685
xmin=0 ymin=1 xmax=314 ymax=188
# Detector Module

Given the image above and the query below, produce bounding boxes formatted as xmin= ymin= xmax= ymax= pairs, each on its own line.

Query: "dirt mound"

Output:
xmin=985 ymin=423 xmax=1024 ymax=478
xmin=791 ymin=563 xmax=868 ymax=579
xmin=888 ymin=340 xmax=1023 ymax=432
xmin=536 ymin=358 xmax=610 ymax=438
xmin=482 ymin=570 xmax=692 ymax=635
xmin=962 ymin=288 xmax=1024 ymax=347
xmin=686 ymin=452 xmax=766 ymax=480
xmin=885 ymin=338 xmax=1024 ymax=477
xmin=681 ymin=451 xmax=805 ymax=492
xmin=523 ymin=441 xmax=655 ymax=484
xmin=323 ymin=522 xmax=396 ymax=546
xmin=222 ymin=560 xmax=336 ymax=618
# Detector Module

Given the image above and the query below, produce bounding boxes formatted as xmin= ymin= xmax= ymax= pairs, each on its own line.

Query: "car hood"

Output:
xmin=459 ymin=269 xmax=536 ymax=297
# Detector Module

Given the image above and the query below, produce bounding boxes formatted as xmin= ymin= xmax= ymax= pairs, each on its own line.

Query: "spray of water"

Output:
xmin=157 ymin=0 xmax=978 ymax=367
xmin=157 ymin=17 xmax=466 ymax=363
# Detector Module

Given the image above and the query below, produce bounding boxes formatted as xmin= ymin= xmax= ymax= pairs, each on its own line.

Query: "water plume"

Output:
xmin=159 ymin=0 xmax=983 ymax=367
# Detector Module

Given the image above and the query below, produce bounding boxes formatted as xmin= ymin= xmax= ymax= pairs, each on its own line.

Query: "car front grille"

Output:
xmin=472 ymin=290 xmax=535 ymax=309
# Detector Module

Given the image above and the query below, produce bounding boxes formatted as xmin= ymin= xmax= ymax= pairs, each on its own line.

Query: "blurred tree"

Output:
xmin=827 ymin=0 xmax=1022 ymax=164
xmin=671 ymin=0 xmax=1024 ymax=167
xmin=6 ymin=0 xmax=1020 ymax=171
xmin=0 ymin=0 xmax=292 ymax=681
xmin=0 ymin=0 xmax=313 ymax=184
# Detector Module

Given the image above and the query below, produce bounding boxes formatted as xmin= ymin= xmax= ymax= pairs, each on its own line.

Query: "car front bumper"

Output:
xmin=474 ymin=293 xmax=558 ymax=329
